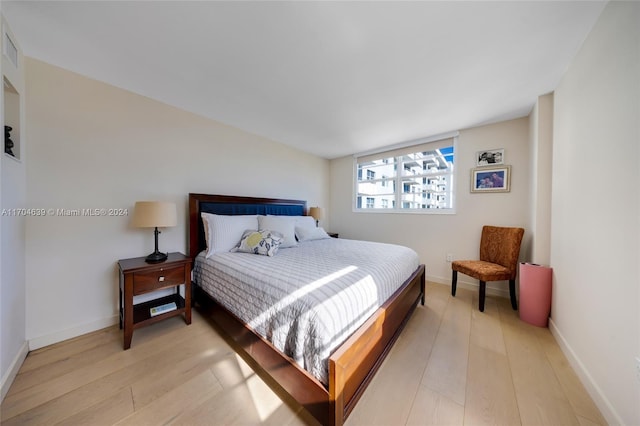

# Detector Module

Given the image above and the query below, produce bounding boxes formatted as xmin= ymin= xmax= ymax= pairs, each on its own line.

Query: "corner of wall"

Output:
xmin=528 ymin=93 xmax=553 ymax=266
xmin=0 ymin=340 xmax=28 ymax=402
xmin=27 ymin=314 xmax=119 ymax=351
xmin=0 ymin=12 xmax=28 ymax=403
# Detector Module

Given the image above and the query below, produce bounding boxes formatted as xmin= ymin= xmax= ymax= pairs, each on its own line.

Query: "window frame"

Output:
xmin=353 ymin=134 xmax=458 ymax=215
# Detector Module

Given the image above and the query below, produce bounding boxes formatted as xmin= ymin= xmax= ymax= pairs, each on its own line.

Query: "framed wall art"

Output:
xmin=476 ymin=148 xmax=504 ymax=166
xmin=471 ymin=165 xmax=511 ymax=193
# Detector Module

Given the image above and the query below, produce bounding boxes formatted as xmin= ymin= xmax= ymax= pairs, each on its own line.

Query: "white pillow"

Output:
xmin=201 ymin=213 xmax=258 ymax=258
xmin=295 ymin=226 xmax=331 ymax=242
xmin=258 ymin=215 xmax=297 ymax=248
xmin=294 ymin=216 xmax=317 ymax=240
xmin=295 ymin=215 xmax=316 ymax=230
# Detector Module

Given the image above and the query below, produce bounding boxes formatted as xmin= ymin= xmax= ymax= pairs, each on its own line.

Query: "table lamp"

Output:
xmin=132 ymin=201 xmax=177 ymax=263
xmin=309 ymin=207 xmax=324 ymax=227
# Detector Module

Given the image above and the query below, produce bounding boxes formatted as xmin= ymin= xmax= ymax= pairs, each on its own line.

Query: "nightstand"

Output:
xmin=328 ymin=232 xmax=339 ymax=238
xmin=118 ymin=252 xmax=192 ymax=350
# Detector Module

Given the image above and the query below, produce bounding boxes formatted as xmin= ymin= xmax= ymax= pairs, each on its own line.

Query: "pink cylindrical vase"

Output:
xmin=519 ymin=262 xmax=552 ymax=327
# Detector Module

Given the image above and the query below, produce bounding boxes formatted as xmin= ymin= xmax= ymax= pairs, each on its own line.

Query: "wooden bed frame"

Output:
xmin=188 ymin=193 xmax=425 ymax=425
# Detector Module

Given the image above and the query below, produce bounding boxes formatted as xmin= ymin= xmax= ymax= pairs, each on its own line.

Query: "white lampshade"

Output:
xmin=132 ymin=201 xmax=177 ymax=228
xmin=309 ymin=207 xmax=324 ymax=221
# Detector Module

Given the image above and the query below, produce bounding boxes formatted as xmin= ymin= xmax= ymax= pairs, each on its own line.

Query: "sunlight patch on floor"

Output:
xmin=230 ymin=353 xmax=283 ymax=421
xmin=246 ymin=370 xmax=284 ymax=421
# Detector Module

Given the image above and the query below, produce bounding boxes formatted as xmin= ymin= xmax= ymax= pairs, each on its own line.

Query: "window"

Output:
xmin=354 ymin=135 xmax=456 ymax=213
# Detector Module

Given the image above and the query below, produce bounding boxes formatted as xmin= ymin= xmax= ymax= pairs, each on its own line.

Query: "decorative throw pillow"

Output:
xmin=258 ymin=215 xmax=298 ymax=248
xmin=231 ymin=229 xmax=284 ymax=257
xmin=295 ymin=226 xmax=331 ymax=242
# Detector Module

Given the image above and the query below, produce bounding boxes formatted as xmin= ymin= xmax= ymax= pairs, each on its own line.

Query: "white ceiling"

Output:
xmin=2 ymin=1 xmax=605 ymax=159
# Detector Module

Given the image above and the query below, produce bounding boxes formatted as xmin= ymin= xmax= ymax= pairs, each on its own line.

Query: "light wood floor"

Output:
xmin=1 ymin=282 xmax=606 ymax=426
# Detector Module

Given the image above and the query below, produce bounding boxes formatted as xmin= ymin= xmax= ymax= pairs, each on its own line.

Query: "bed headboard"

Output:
xmin=188 ymin=193 xmax=307 ymax=262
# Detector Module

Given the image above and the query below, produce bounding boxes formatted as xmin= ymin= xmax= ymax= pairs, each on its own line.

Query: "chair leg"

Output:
xmin=479 ymin=281 xmax=486 ymax=312
xmin=509 ymin=279 xmax=518 ymax=310
xmin=451 ymin=270 xmax=458 ymax=296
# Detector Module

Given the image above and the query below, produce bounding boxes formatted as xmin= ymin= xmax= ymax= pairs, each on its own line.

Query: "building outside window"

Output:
xmin=366 ymin=197 xmax=375 ymax=208
xmin=354 ymin=134 xmax=456 ymax=213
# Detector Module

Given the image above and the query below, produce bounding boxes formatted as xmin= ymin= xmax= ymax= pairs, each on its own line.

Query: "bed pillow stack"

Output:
xmin=295 ymin=215 xmax=316 ymax=232
xmin=257 ymin=215 xmax=298 ymax=248
xmin=201 ymin=213 xmax=330 ymax=258
xmin=201 ymin=213 xmax=258 ymax=258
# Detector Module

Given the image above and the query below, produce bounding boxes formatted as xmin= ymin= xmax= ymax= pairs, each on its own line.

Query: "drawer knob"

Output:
xmin=158 ymin=276 xmax=165 ymax=282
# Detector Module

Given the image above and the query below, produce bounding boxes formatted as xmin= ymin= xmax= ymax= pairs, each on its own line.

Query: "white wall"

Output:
xmin=8 ymin=6 xmax=639 ymax=424
xmin=330 ymin=117 xmax=531 ymax=296
xmin=24 ymin=58 xmax=330 ymax=349
xmin=0 ymin=13 xmax=28 ymax=402
xmin=551 ymin=2 xmax=640 ymax=424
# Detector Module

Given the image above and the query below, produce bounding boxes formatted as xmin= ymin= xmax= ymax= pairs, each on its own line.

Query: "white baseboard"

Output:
xmin=28 ymin=314 xmax=119 ymax=350
xmin=1 ymin=341 xmax=28 ymax=403
xmin=548 ymin=318 xmax=622 ymax=425
xmin=431 ymin=275 xmax=621 ymax=423
xmin=2 ymin=315 xmax=119 ymax=401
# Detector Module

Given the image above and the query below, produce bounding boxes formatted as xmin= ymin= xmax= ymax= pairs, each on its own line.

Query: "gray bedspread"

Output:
xmin=193 ymin=237 xmax=420 ymax=385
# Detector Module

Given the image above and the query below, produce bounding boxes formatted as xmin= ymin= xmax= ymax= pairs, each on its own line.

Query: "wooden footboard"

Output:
xmin=194 ymin=263 xmax=425 ymax=426
xmin=329 ymin=263 xmax=425 ymax=425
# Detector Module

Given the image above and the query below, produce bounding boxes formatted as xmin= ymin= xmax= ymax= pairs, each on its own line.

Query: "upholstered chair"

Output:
xmin=451 ymin=226 xmax=524 ymax=312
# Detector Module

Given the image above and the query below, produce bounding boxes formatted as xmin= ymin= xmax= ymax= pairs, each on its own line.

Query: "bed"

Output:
xmin=188 ymin=193 xmax=426 ymax=425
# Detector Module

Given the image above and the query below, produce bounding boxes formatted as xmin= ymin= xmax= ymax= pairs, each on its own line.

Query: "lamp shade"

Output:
xmin=132 ymin=201 xmax=177 ymax=228
xmin=309 ymin=207 xmax=324 ymax=221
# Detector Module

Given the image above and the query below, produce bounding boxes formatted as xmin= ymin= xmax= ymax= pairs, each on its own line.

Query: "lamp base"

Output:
xmin=145 ymin=251 xmax=168 ymax=263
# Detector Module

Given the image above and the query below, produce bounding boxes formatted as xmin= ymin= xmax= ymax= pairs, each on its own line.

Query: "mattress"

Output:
xmin=193 ymin=237 xmax=420 ymax=385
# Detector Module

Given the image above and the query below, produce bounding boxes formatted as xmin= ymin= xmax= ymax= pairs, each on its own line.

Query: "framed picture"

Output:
xmin=471 ymin=165 xmax=511 ymax=193
xmin=476 ymin=148 xmax=504 ymax=166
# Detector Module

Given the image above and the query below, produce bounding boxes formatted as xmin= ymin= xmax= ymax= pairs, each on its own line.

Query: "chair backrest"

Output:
xmin=479 ymin=226 xmax=525 ymax=278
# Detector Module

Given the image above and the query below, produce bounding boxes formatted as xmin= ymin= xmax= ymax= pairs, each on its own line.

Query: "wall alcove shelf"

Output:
xmin=4 ymin=77 xmax=20 ymax=161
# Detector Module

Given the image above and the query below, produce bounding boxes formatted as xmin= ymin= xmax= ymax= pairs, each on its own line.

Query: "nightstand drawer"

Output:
xmin=133 ymin=265 xmax=185 ymax=295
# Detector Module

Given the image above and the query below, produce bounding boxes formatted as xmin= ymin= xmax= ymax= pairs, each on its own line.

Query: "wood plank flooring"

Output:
xmin=1 ymin=282 xmax=606 ymax=425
